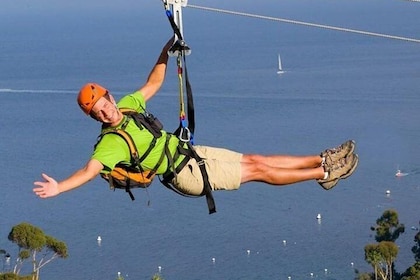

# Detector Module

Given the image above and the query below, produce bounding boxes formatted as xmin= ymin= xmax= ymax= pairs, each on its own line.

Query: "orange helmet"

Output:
xmin=77 ymin=83 xmax=109 ymax=115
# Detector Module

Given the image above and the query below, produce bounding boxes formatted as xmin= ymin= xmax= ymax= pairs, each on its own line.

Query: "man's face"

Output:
xmin=90 ymin=96 xmax=120 ymax=124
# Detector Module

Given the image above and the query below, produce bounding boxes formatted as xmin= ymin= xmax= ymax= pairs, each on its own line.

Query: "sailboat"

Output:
xmin=277 ymin=54 xmax=284 ymax=74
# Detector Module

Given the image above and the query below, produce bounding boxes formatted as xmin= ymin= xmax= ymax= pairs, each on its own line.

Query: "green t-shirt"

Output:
xmin=91 ymin=92 xmax=182 ymax=175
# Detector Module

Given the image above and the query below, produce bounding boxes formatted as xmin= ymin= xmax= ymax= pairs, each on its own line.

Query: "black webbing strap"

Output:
xmin=183 ymin=55 xmax=195 ymax=135
xmin=147 ymin=134 xmax=171 ymax=179
xmin=164 ymin=4 xmax=184 ymax=41
xmin=123 ymin=114 xmax=160 ymax=163
xmin=108 ymin=174 xmax=136 ymax=201
xmin=162 ymin=142 xmax=216 ymax=214
xmin=192 ymin=150 xmax=216 ymax=214
xmin=126 ymin=187 xmax=135 ymax=201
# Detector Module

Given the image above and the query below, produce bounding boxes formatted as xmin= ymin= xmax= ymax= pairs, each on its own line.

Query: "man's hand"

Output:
xmin=33 ymin=159 xmax=103 ymax=199
xmin=33 ymin=173 xmax=60 ymax=198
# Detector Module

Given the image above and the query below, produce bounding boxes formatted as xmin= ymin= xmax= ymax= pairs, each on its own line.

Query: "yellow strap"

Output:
xmin=101 ymin=129 xmax=139 ymax=160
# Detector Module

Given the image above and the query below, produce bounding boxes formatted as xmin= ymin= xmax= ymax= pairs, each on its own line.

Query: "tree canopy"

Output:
xmin=5 ymin=222 xmax=68 ymax=280
xmin=370 ymin=209 xmax=405 ymax=242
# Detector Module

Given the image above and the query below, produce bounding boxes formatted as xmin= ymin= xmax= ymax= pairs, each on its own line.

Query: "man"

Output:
xmin=33 ymin=37 xmax=358 ymax=205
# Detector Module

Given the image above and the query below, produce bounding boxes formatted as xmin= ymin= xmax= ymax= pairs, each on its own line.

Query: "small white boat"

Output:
xmin=395 ymin=169 xmax=408 ymax=177
xmin=277 ymin=54 xmax=284 ymax=74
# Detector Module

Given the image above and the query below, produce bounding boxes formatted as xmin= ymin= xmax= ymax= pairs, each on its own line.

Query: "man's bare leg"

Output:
xmin=240 ymin=158 xmax=325 ymax=185
xmin=241 ymin=154 xmax=322 ymax=169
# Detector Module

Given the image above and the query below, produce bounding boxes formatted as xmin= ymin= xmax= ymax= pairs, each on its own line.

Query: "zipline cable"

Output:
xmin=187 ymin=4 xmax=420 ymax=44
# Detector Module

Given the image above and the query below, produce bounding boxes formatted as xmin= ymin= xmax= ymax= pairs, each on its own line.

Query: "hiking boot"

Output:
xmin=321 ymin=140 xmax=356 ymax=168
xmin=318 ymin=153 xmax=359 ymax=190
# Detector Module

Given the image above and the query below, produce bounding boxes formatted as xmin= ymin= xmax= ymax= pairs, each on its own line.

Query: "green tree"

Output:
xmin=365 ymin=243 xmax=383 ymax=280
xmin=0 ymin=273 xmax=33 ymax=280
xmin=364 ymin=241 xmax=399 ymax=280
xmin=400 ymin=261 xmax=420 ymax=280
xmin=410 ymin=232 xmax=420 ymax=262
xmin=358 ymin=211 xmax=420 ymax=280
xmin=359 ymin=209 xmax=405 ymax=280
xmin=115 ymin=272 xmax=124 ymax=280
xmin=0 ymin=273 xmax=19 ymax=280
xmin=400 ymin=231 xmax=420 ymax=279
xmin=370 ymin=209 xmax=405 ymax=242
xmin=151 ymin=273 xmax=164 ymax=280
xmin=7 ymin=222 xmax=68 ymax=280
xmin=378 ymin=241 xmax=399 ymax=280
xmin=355 ymin=272 xmax=374 ymax=280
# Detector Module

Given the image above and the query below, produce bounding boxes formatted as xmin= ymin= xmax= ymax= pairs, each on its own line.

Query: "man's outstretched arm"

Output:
xmin=33 ymin=159 xmax=103 ymax=198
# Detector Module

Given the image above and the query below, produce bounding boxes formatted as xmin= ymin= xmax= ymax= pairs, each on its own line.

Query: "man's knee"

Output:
xmin=241 ymin=159 xmax=268 ymax=183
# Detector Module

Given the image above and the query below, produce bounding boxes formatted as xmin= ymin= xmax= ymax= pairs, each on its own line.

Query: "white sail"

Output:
xmin=277 ymin=54 xmax=284 ymax=74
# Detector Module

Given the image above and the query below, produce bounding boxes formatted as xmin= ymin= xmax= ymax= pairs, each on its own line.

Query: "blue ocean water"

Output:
xmin=1 ymin=0 xmax=420 ymax=279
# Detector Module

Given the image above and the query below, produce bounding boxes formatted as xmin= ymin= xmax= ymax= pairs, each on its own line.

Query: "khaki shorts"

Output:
xmin=171 ymin=145 xmax=243 ymax=196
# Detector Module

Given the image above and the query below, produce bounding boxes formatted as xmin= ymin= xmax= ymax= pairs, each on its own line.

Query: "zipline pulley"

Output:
xmin=163 ymin=0 xmax=191 ymax=57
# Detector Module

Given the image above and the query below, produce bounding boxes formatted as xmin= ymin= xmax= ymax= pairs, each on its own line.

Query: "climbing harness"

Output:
xmin=96 ymin=108 xmax=165 ymax=201
xmin=161 ymin=0 xmax=216 ymax=214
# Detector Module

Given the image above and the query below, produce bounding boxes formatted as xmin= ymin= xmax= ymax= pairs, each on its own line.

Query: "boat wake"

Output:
xmin=395 ymin=167 xmax=420 ymax=177
xmin=0 ymin=88 xmax=75 ymax=94
xmin=395 ymin=170 xmax=409 ymax=177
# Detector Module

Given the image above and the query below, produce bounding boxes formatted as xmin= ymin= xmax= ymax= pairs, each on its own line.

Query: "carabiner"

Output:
xmin=178 ymin=127 xmax=191 ymax=142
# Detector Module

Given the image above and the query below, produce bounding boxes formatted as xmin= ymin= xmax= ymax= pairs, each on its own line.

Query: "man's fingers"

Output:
xmin=41 ymin=173 xmax=51 ymax=181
